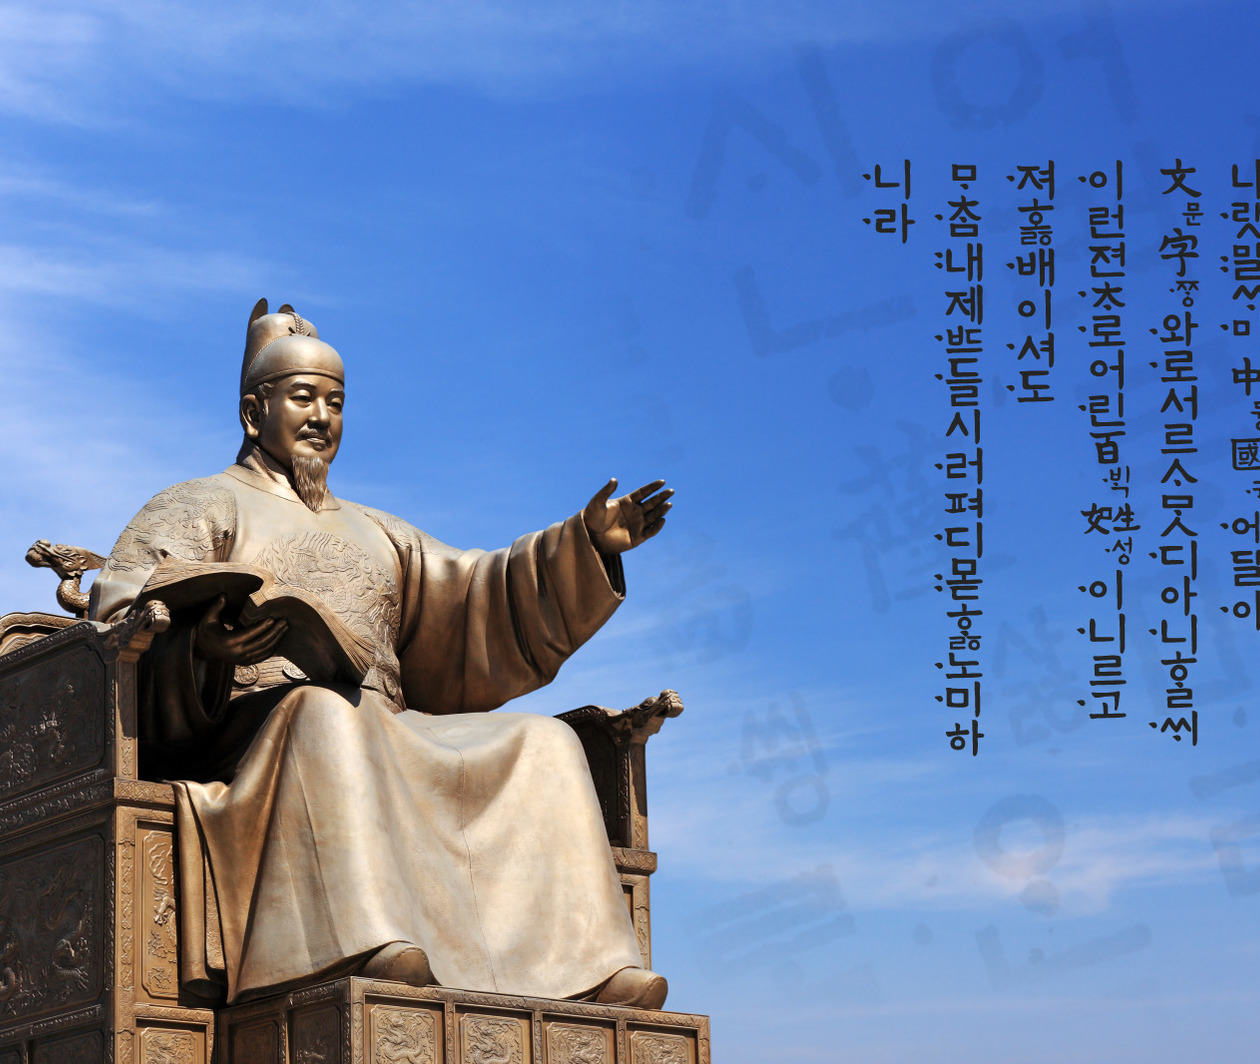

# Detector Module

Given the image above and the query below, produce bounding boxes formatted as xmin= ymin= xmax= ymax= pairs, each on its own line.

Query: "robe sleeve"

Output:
xmin=88 ymin=478 xmax=237 ymax=752
xmin=362 ymin=508 xmax=626 ymax=715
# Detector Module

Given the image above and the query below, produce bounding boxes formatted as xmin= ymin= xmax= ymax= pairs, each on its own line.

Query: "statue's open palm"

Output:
xmin=583 ymin=478 xmax=673 ymax=554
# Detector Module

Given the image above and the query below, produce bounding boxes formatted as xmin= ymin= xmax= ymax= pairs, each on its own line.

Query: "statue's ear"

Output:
xmin=249 ymin=298 xmax=268 ymax=325
xmin=240 ymin=394 xmax=263 ymax=438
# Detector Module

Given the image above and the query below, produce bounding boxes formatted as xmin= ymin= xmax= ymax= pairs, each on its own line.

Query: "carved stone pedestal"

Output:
xmin=220 ymin=977 xmax=710 ymax=1064
xmin=0 ymin=622 xmax=215 ymax=1064
xmin=0 ymin=612 xmax=691 ymax=1064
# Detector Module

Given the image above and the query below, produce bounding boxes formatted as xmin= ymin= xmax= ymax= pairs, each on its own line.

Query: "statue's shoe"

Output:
xmin=361 ymin=941 xmax=433 ymax=987
xmin=594 ymin=966 xmax=668 ymax=1009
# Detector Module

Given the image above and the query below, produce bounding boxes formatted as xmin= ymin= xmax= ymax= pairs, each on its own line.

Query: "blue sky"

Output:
xmin=3 ymin=1 xmax=1260 ymax=1060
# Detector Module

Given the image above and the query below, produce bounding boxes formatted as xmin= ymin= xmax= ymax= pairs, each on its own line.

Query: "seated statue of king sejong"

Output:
xmin=87 ymin=300 xmax=675 ymax=1009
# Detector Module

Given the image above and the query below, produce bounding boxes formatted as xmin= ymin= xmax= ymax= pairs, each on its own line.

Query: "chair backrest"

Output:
xmin=0 ymin=618 xmax=139 ymax=808
xmin=0 ymin=610 xmax=76 ymax=656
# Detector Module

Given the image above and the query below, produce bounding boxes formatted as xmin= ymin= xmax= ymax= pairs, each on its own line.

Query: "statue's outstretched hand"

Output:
xmin=583 ymin=478 xmax=673 ymax=555
xmin=195 ymin=594 xmax=288 ymax=665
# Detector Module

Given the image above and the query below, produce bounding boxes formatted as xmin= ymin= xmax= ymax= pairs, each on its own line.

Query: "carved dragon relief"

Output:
xmin=603 ymin=690 xmax=685 ymax=741
xmin=97 ymin=481 xmax=236 ymax=577
xmin=557 ymin=690 xmax=684 ymax=847
xmin=547 ymin=1024 xmax=610 ymax=1064
xmin=0 ymin=645 xmax=104 ymax=799
xmin=101 ymin=599 xmax=171 ymax=659
xmin=141 ymin=832 xmax=178 ymax=1000
xmin=221 ymin=982 xmax=708 ymax=1064
xmin=0 ymin=835 xmax=101 ymax=1023
xmin=346 ymin=979 xmax=706 ymax=1031
xmin=371 ymin=1006 xmax=436 ymax=1064
xmin=461 ymin=1016 xmax=524 ymax=1064
xmin=250 ymin=530 xmax=403 ymax=696
xmin=628 ymin=1032 xmax=691 ymax=1064
xmin=16 ymin=536 xmax=170 ymax=660
xmin=140 ymin=1028 xmax=198 ymax=1064
xmin=24 ymin=542 xmax=105 ymax=619
xmin=42 ymin=861 xmax=93 ymax=996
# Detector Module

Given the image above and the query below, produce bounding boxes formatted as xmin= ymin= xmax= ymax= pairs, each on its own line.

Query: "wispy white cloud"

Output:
xmin=0 ymin=241 xmax=277 ymax=307
xmin=0 ymin=169 xmax=164 ymax=219
xmin=0 ymin=305 xmax=241 ymax=612
xmin=0 ymin=4 xmax=103 ymax=122
xmin=651 ymin=753 xmax=1224 ymax=914
xmin=0 ymin=0 xmax=1182 ymax=121
xmin=0 ymin=157 xmax=291 ymax=324
xmin=0 ymin=193 xmax=290 ymax=600
xmin=0 ymin=153 xmax=296 ymax=559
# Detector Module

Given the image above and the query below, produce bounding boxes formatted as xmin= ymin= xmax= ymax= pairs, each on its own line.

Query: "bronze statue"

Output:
xmin=87 ymin=300 xmax=674 ymax=1009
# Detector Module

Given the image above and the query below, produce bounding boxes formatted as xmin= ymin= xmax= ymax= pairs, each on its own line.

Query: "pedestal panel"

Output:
xmin=220 ymin=979 xmax=709 ymax=1064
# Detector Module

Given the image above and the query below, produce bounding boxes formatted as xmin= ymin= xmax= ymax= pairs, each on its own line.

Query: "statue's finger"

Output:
xmin=628 ymin=479 xmax=666 ymax=503
xmin=245 ymin=619 xmax=286 ymax=649
xmin=256 ymin=632 xmax=287 ymax=657
xmin=641 ymin=504 xmax=672 ymax=528
xmin=239 ymin=625 xmax=286 ymax=659
xmin=589 ymin=477 xmax=618 ymax=507
xmin=641 ymin=495 xmax=674 ymax=518
xmin=642 ymin=516 xmax=667 ymax=539
xmin=203 ymin=593 xmax=227 ymax=625
xmin=233 ymin=617 xmax=284 ymax=649
xmin=239 ymin=642 xmax=280 ymax=665
xmin=252 ymin=619 xmax=288 ymax=642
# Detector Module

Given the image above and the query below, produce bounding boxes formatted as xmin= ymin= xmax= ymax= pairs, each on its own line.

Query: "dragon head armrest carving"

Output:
xmin=24 ymin=541 xmax=107 ymax=618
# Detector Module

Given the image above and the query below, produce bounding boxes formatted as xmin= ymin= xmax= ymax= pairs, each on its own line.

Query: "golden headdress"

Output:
xmin=240 ymin=298 xmax=343 ymax=396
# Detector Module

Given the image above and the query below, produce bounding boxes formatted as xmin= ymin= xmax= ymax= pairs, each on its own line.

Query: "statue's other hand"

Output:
xmin=582 ymin=477 xmax=673 ymax=555
xmin=195 ymin=594 xmax=288 ymax=665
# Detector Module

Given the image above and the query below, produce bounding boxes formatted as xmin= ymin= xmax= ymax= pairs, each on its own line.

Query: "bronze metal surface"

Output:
xmin=0 ymin=300 xmax=698 ymax=1058
xmin=218 ymin=977 xmax=710 ymax=1064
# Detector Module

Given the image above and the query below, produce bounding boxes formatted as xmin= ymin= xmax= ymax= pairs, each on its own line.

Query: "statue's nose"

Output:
xmin=309 ymin=399 xmax=331 ymax=425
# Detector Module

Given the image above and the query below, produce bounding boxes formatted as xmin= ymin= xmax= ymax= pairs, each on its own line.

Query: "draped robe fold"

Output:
xmin=88 ymin=450 xmax=644 ymax=1003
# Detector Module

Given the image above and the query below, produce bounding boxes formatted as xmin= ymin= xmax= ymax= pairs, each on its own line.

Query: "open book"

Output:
xmin=131 ymin=559 xmax=373 ymax=684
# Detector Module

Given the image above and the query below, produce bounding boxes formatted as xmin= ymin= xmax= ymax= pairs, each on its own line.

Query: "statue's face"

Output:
xmin=254 ymin=374 xmax=344 ymax=468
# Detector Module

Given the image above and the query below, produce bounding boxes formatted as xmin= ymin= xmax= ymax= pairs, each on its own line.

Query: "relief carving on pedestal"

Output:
xmin=0 ymin=645 xmax=104 ymax=802
xmin=628 ymin=1032 xmax=690 ymax=1064
xmin=0 ymin=836 xmax=101 ymax=1023
xmin=546 ymin=1024 xmax=610 ymax=1064
xmin=140 ymin=1027 xmax=198 ymax=1064
xmin=292 ymin=1003 xmax=342 ymax=1064
xmin=232 ymin=1022 xmax=279 ymax=1064
xmin=370 ymin=1006 xmax=436 ymax=1064
xmin=461 ymin=1016 xmax=525 ymax=1064
xmin=117 ymin=832 xmax=135 ymax=993
xmin=632 ymin=896 xmax=651 ymax=969
xmin=33 ymin=1028 xmax=102 ymax=1064
xmin=140 ymin=830 xmax=178 ymax=1000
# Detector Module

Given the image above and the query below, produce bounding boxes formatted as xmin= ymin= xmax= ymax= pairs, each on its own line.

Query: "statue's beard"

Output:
xmin=291 ymin=455 xmax=329 ymax=512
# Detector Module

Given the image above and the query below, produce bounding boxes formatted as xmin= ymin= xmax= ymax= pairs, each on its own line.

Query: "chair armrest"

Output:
xmin=556 ymin=690 xmax=683 ymax=850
